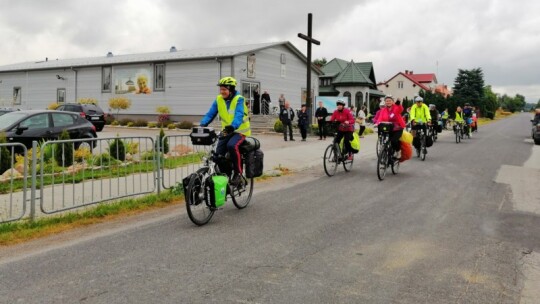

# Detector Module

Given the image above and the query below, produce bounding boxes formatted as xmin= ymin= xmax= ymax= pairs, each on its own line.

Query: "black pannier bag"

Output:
xmin=240 ymin=137 xmax=261 ymax=153
xmin=413 ymin=136 xmax=421 ymax=149
xmin=245 ymin=149 xmax=264 ymax=178
xmin=426 ymin=136 xmax=434 ymax=147
xmin=190 ymin=127 xmax=217 ymax=145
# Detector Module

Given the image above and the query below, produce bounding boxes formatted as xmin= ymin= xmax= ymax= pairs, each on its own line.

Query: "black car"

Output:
xmin=0 ymin=110 xmax=97 ymax=151
xmin=56 ymin=103 xmax=106 ymax=132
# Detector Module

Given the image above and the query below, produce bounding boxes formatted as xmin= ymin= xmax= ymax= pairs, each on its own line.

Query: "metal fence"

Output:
xmin=0 ymin=143 xmax=28 ymax=223
xmin=0 ymin=135 xmax=205 ymax=223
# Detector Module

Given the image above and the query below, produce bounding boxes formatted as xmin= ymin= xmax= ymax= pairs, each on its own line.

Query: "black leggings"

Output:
xmin=390 ymin=129 xmax=403 ymax=152
xmin=334 ymin=131 xmax=353 ymax=154
xmin=358 ymin=125 xmax=366 ymax=136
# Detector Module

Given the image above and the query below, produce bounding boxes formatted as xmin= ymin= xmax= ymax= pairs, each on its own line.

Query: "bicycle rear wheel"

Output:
xmin=186 ymin=167 xmax=215 ymax=226
xmin=391 ymin=152 xmax=399 ymax=174
xmin=377 ymin=148 xmax=388 ymax=181
xmin=455 ymin=129 xmax=460 ymax=143
xmin=231 ymin=174 xmax=254 ymax=209
xmin=323 ymin=144 xmax=339 ymax=177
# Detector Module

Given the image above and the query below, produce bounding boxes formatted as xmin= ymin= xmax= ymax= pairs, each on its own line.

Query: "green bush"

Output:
xmin=0 ymin=134 xmax=12 ymax=173
xmin=126 ymin=122 xmax=134 ymax=127
xmin=141 ymin=151 xmax=160 ymax=161
xmin=133 ymin=119 xmax=148 ymax=127
xmin=156 ymin=128 xmax=169 ymax=154
xmin=90 ymin=153 xmax=119 ymax=167
xmin=167 ymin=123 xmax=176 ymax=130
xmin=274 ymin=120 xmax=283 ymax=133
xmin=40 ymin=140 xmax=54 ymax=162
xmin=54 ymin=130 xmax=73 ymax=167
xmin=119 ymin=118 xmax=133 ymax=126
xmin=109 ymin=138 xmax=126 ymax=161
xmin=147 ymin=122 xmax=157 ymax=128
xmin=111 ymin=120 xmax=119 ymax=126
xmin=176 ymin=121 xmax=194 ymax=129
xmin=105 ymin=114 xmax=115 ymax=125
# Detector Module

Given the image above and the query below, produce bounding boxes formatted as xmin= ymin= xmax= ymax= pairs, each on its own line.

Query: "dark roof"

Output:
xmin=333 ymin=61 xmax=372 ymax=85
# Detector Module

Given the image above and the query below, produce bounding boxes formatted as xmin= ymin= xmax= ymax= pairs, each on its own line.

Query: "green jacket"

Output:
xmin=409 ymin=104 xmax=431 ymax=123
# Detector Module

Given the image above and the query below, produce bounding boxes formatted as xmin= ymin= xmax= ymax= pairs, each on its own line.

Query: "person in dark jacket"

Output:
xmin=279 ymin=101 xmax=295 ymax=141
xmin=261 ymin=91 xmax=271 ymax=115
xmin=298 ymin=104 xmax=309 ymax=141
xmin=315 ymin=101 xmax=328 ymax=140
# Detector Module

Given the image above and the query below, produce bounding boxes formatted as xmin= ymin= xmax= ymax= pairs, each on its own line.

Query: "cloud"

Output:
xmin=0 ymin=0 xmax=538 ymax=101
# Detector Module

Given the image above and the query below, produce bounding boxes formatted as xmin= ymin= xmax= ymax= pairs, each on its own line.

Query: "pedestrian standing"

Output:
xmin=278 ymin=94 xmax=286 ymax=110
xmin=298 ymin=104 xmax=309 ymax=141
xmin=315 ymin=101 xmax=328 ymax=140
xmin=262 ymin=90 xmax=271 ymax=115
xmin=357 ymin=106 xmax=367 ymax=137
xmin=279 ymin=101 xmax=295 ymax=141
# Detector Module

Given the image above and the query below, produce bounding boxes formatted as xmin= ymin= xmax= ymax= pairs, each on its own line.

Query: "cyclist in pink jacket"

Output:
xmin=329 ymin=100 xmax=355 ymax=160
xmin=377 ymin=96 xmax=406 ymax=158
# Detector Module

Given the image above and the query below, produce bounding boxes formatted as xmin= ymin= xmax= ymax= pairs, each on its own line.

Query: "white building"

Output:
xmin=377 ymin=70 xmax=437 ymax=102
xmin=0 ymin=41 xmax=320 ymax=121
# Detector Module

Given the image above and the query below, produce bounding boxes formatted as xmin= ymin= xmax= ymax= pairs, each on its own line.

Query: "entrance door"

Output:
xmin=242 ymin=82 xmax=260 ymax=115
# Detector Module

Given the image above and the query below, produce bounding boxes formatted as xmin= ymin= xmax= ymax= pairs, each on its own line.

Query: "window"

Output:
xmin=57 ymin=88 xmax=66 ymax=104
xmin=102 ymin=66 xmax=112 ymax=92
xmin=398 ymin=81 xmax=404 ymax=89
xmin=154 ymin=63 xmax=165 ymax=91
xmin=280 ymin=53 xmax=286 ymax=64
xmin=52 ymin=113 xmax=75 ymax=127
xmin=20 ymin=114 xmax=50 ymax=130
xmin=13 ymin=87 xmax=21 ymax=105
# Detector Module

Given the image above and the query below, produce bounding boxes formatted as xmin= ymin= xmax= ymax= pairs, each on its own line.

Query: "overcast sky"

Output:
xmin=0 ymin=0 xmax=539 ymax=102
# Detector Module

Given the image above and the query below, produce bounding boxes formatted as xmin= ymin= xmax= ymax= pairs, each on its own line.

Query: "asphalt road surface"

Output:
xmin=1 ymin=114 xmax=539 ymax=303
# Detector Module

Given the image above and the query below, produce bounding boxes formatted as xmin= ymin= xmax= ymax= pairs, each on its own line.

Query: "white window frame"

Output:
xmin=154 ymin=63 xmax=165 ymax=91
xmin=398 ymin=81 xmax=404 ymax=89
xmin=102 ymin=66 xmax=112 ymax=93
xmin=57 ymin=88 xmax=66 ymax=104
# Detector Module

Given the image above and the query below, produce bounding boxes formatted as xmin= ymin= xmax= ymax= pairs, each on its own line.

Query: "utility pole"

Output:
xmin=298 ymin=13 xmax=320 ymax=124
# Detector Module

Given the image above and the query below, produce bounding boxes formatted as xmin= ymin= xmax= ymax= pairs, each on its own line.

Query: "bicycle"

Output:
xmin=428 ymin=123 xmax=438 ymax=143
xmin=453 ymin=122 xmax=464 ymax=143
xmin=376 ymin=122 xmax=399 ymax=180
xmin=323 ymin=123 xmax=354 ymax=177
xmin=412 ymin=122 xmax=428 ymax=161
xmin=184 ymin=127 xmax=255 ymax=226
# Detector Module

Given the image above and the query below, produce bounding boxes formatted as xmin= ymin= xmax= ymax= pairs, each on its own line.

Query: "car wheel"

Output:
xmin=96 ymin=125 xmax=104 ymax=132
xmin=76 ymin=136 xmax=97 ymax=152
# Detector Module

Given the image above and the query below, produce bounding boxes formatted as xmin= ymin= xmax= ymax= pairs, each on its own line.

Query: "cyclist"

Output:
xmin=372 ymin=100 xmax=386 ymax=125
xmin=429 ymin=104 xmax=440 ymax=136
xmin=441 ymin=108 xmax=449 ymax=129
xmin=200 ymin=76 xmax=251 ymax=185
xmin=409 ymin=96 xmax=431 ymax=136
xmin=453 ymin=106 xmax=465 ymax=132
xmin=378 ymin=95 xmax=406 ymax=159
xmin=329 ymin=99 xmax=355 ymax=160
xmin=463 ymin=103 xmax=473 ymax=136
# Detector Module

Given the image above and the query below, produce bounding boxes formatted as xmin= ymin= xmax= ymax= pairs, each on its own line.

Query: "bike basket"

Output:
xmin=378 ymin=122 xmax=393 ymax=133
xmin=240 ymin=136 xmax=261 ymax=154
xmin=190 ymin=127 xmax=217 ymax=145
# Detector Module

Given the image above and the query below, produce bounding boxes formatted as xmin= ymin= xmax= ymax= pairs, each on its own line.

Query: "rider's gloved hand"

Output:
xmin=223 ymin=125 xmax=235 ymax=135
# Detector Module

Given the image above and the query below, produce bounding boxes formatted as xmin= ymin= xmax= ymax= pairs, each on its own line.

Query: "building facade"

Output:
xmin=377 ymin=70 xmax=437 ymax=102
xmin=0 ymin=42 xmax=320 ymax=121
xmin=318 ymin=58 xmax=384 ymax=114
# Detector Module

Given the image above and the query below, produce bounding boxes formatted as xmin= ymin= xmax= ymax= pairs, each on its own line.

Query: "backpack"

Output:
xmin=426 ymin=135 xmax=434 ymax=147
xmin=245 ymin=149 xmax=264 ymax=178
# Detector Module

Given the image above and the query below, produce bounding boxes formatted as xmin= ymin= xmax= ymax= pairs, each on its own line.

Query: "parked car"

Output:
xmin=532 ymin=114 xmax=540 ymax=145
xmin=0 ymin=110 xmax=97 ymax=152
xmin=0 ymin=108 xmax=18 ymax=116
xmin=56 ymin=103 xmax=106 ymax=132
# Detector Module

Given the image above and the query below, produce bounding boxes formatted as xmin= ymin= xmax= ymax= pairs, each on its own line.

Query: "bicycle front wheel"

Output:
xmin=323 ymin=144 xmax=339 ymax=177
xmin=377 ymin=148 xmax=388 ymax=180
xmin=231 ymin=174 xmax=254 ymax=209
xmin=421 ymin=136 xmax=427 ymax=161
xmin=186 ymin=167 xmax=215 ymax=226
xmin=455 ymin=129 xmax=460 ymax=143
xmin=343 ymin=154 xmax=353 ymax=172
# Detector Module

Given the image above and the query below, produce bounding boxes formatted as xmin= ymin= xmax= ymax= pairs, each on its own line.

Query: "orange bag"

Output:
xmin=400 ymin=142 xmax=412 ymax=162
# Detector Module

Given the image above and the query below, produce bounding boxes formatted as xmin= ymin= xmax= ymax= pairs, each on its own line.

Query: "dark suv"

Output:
xmin=56 ymin=103 xmax=106 ymax=131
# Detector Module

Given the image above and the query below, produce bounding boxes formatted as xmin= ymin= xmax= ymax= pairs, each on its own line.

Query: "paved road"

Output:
xmin=1 ymin=114 xmax=539 ymax=303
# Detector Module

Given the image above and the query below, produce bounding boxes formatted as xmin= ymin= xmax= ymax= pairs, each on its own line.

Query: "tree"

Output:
xmin=482 ymin=86 xmax=499 ymax=119
xmin=313 ymin=57 xmax=327 ymax=68
xmin=54 ymin=130 xmax=73 ymax=167
xmin=108 ymin=97 xmax=132 ymax=118
xmin=452 ymin=68 xmax=485 ymax=104
xmin=535 ymin=99 xmax=540 ymax=109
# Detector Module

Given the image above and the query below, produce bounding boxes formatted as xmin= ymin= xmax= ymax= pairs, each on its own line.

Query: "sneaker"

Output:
xmin=230 ymin=174 xmax=242 ymax=187
xmin=394 ymin=151 xmax=401 ymax=159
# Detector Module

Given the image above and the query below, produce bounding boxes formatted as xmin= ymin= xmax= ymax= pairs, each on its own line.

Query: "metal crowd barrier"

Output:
xmin=0 ymin=143 xmax=28 ymax=223
xmin=0 ymin=134 xmax=209 ymax=223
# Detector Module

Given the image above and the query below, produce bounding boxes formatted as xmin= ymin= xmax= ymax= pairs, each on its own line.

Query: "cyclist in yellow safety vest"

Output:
xmin=200 ymin=77 xmax=251 ymax=185
xmin=409 ymin=96 xmax=432 ymax=137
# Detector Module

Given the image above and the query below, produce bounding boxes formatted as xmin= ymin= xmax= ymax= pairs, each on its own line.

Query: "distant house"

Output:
xmin=434 ymin=84 xmax=452 ymax=98
xmin=318 ymin=58 xmax=385 ymax=113
xmin=377 ymin=70 xmax=438 ymax=102
xmin=0 ymin=41 xmax=321 ymax=121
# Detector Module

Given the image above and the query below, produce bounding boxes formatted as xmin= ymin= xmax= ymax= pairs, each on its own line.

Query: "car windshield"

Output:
xmin=0 ymin=112 xmax=28 ymax=130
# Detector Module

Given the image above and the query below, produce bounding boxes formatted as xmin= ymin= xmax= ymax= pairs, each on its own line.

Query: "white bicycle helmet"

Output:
xmin=415 ymin=96 xmax=424 ymax=102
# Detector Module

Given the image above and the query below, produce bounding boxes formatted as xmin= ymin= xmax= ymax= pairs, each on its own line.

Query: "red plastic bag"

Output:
xmin=400 ymin=142 xmax=412 ymax=162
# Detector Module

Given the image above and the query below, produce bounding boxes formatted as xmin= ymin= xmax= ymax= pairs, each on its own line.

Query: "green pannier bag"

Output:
xmin=207 ymin=175 xmax=228 ymax=208
xmin=340 ymin=132 xmax=360 ymax=154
